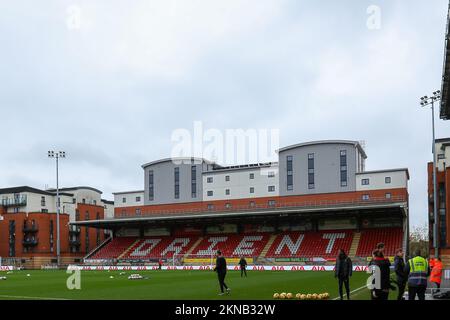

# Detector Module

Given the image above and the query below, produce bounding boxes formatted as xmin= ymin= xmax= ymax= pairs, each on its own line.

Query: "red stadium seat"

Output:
xmin=356 ymin=228 xmax=403 ymax=257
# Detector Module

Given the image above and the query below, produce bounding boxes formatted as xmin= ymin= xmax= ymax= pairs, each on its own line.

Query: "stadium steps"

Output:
xmin=348 ymin=232 xmax=361 ymax=257
xmin=84 ymin=237 xmax=112 ymax=260
xmin=117 ymin=239 xmax=140 ymax=260
xmin=185 ymin=237 xmax=204 ymax=255
xmin=259 ymin=234 xmax=277 ymax=258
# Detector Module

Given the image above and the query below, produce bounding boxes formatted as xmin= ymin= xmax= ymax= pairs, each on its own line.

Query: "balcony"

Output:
xmin=1 ymin=195 xmax=27 ymax=207
xmin=22 ymin=238 xmax=38 ymax=246
xmin=23 ymin=224 xmax=38 ymax=233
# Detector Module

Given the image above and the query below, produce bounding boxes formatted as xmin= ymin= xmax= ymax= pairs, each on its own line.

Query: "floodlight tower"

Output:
xmin=48 ymin=150 xmax=66 ymax=267
xmin=420 ymin=91 xmax=441 ymax=257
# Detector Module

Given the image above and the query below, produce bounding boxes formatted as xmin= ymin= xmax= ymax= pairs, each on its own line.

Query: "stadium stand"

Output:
xmin=89 ymin=237 xmax=136 ymax=259
xmin=86 ymin=228 xmax=403 ymax=262
xmin=355 ymin=228 xmax=403 ymax=257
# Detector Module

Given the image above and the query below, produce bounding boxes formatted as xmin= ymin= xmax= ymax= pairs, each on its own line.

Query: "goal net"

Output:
xmin=172 ymin=253 xmax=214 ymax=268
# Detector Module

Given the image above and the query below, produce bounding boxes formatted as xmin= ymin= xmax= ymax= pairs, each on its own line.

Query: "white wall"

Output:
xmin=202 ymin=166 xmax=279 ymax=201
xmin=356 ymin=170 xmax=408 ymax=191
xmin=114 ymin=191 xmax=144 ymax=208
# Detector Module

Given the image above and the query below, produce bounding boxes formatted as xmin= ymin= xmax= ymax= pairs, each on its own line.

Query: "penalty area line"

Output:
xmin=0 ymin=294 xmax=70 ymax=300
xmin=332 ymin=284 xmax=367 ymax=300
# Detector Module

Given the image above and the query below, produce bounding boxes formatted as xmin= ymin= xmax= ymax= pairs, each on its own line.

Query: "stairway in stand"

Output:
xmin=117 ymin=239 xmax=140 ymax=260
xmin=259 ymin=234 xmax=277 ymax=258
xmin=348 ymin=232 xmax=361 ymax=258
xmin=185 ymin=237 xmax=204 ymax=256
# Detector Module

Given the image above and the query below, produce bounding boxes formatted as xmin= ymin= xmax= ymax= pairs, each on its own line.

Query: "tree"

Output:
xmin=409 ymin=225 xmax=429 ymax=257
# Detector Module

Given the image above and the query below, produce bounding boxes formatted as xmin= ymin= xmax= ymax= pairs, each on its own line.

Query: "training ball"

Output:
xmin=279 ymin=293 xmax=286 ymax=299
xmin=306 ymin=294 xmax=311 ymax=300
xmin=300 ymin=294 xmax=306 ymax=300
xmin=109 ymin=276 xmax=114 ymax=279
xmin=312 ymin=293 xmax=318 ymax=300
xmin=273 ymin=293 xmax=280 ymax=299
xmin=286 ymin=293 xmax=293 ymax=299
xmin=323 ymin=293 xmax=329 ymax=299
xmin=295 ymin=293 xmax=301 ymax=299
xmin=26 ymin=274 xmax=31 ymax=277
xmin=317 ymin=294 xmax=323 ymax=300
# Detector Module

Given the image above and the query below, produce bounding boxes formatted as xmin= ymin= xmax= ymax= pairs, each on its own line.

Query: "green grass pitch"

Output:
xmin=0 ymin=270 xmax=392 ymax=300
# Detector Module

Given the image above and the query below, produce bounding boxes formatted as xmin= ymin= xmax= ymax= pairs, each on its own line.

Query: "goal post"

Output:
xmin=172 ymin=253 xmax=214 ymax=268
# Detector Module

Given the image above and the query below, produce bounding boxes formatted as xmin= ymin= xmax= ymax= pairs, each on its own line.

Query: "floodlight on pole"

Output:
xmin=48 ymin=150 xmax=66 ymax=267
xmin=419 ymin=90 xmax=441 ymax=258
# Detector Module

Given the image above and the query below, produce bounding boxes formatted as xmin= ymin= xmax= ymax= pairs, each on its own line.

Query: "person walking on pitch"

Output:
xmin=214 ymin=250 xmax=230 ymax=295
xmin=239 ymin=256 xmax=248 ymax=277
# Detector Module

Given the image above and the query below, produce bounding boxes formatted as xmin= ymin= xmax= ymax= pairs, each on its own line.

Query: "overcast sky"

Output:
xmin=1 ymin=1 xmax=449 ymax=228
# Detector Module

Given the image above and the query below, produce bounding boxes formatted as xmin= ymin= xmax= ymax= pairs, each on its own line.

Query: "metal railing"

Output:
xmin=116 ymin=195 xmax=407 ymax=219
xmin=1 ymin=195 xmax=27 ymax=207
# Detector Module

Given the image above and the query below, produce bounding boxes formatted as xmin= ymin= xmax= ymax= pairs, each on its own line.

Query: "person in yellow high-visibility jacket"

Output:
xmin=404 ymin=250 xmax=431 ymax=300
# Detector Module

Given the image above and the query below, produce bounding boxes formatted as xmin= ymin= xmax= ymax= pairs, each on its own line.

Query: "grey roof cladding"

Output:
xmin=141 ymin=157 xmax=217 ymax=169
xmin=46 ymin=186 xmax=103 ymax=194
xmin=0 ymin=186 xmax=73 ymax=196
xmin=277 ymin=140 xmax=367 ymax=159
xmin=355 ymin=168 xmax=410 ymax=180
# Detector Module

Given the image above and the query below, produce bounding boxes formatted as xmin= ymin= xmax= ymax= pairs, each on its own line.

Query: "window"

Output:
xmin=438 ymin=154 xmax=445 ymax=160
xmin=121 ymin=209 xmax=126 ymax=217
xmin=136 ymin=196 xmax=141 ymax=202
xmin=249 ymin=187 xmax=255 ymax=194
xmin=135 ymin=208 xmax=141 ymax=216
xmin=385 ymin=193 xmax=392 ymax=199
xmin=75 ymin=210 xmax=80 ymax=221
xmin=207 ymin=191 xmax=213 ymax=197
xmin=249 ymin=201 xmax=255 ymax=207
xmin=340 ymin=150 xmax=347 ymax=187
xmin=82 ymin=198 xmax=86 ymax=204
xmin=122 ymin=197 xmax=126 ymax=203
xmin=385 ymin=177 xmax=391 ymax=184
xmin=207 ymin=204 xmax=214 ymax=210
xmin=361 ymin=179 xmax=370 ymax=185
xmin=72 ymin=198 xmax=76 ymax=204
xmin=268 ymin=186 xmax=275 ymax=192
xmin=249 ymin=173 xmax=255 ymax=179
xmin=13 ymin=207 xmax=19 ymax=213
xmin=41 ymin=196 xmax=46 ymax=206
xmin=362 ymin=194 xmax=370 ymax=201
xmin=225 ymin=203 xmax=232 ymax=209
xmin=268 ymin=200 xmax=276 ymax=207
xmin=207 ymin=177 xmax=213 ymax=183
xmin=174 ymin=167 xmax=180 ymax=199
xmin=41 ymin=209 xmax=48 ymax=213
xmin=191 ymin=166 xmax=197 ymax=198
xmin=93 ymin=200 xmax=97 ymax=205
xmin=268 ymin=171 xmax=275 ymax=178
xmin=225 ymin=189 xmax=230 ymax=195
xmin=149 ymin=170 xmax=154 ymax=201
xmin=308 ymin=153 xmax=314 ymax=189
xmin=225 ymin=175 xmax=230 ymax=182
xmin=287 ymin=155 xmax=293 ymax=191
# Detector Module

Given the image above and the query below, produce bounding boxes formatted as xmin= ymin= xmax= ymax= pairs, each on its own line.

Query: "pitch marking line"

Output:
xmin=332 ymin=284 xmax=367 ymax=300
xmin=0 ymin=295 xmax=70 ymax=300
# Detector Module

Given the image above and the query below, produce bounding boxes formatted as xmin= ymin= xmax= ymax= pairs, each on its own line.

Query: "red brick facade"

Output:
xmin=115 ymin=188 xmax=408 ymax=218
xmin=0 ymin=203 xmax=106 ymax=260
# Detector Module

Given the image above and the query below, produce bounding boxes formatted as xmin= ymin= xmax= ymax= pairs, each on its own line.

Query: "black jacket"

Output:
xmin=214 ymin=256 xmax=227 ymax=274
xmin=335 ymin=256 xmax=352 ymax=279
xmin=394 ymin=256 xmax=406 ymax=281
xmin=369 ymin=256 xmax=391 ymax=290
xmin=238 ymin=258 xmax=247 ymax=268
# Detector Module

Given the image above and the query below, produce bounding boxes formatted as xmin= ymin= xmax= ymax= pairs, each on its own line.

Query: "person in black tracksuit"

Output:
xmin=335 ymin=249 xmax=352 ymax=300
xmin=239 ymin=256 xmax=248 ymax=278
xmin=369 ymin=250 xmax=393 ymax=300
xmin=394 ymin=249 xmax=406 ymax=300
xmin=214 ymin=250 xmax=230 ymax=295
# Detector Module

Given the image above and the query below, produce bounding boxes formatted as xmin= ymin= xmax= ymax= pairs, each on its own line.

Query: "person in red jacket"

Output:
xmin=430 ymin=257 xmax=443 ymax=292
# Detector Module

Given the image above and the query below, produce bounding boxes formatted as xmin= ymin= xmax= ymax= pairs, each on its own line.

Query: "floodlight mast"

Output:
xmin=48 ymin=150 xmax=66 ymax=267
xmin=420 ymin=91 xmax=441 ymax=258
